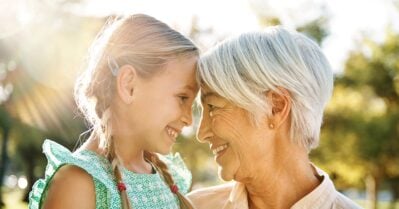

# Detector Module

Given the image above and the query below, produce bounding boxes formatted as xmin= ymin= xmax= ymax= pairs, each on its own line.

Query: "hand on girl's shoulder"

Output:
xmin=41 ymin=165 xmax=95 ymax=209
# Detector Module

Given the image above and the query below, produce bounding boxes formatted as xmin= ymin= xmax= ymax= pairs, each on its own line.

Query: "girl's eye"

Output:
xmin=179 ymin=96 xmax=189 ymax=103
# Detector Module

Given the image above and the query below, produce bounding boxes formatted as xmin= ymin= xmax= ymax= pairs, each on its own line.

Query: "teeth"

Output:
xmin=212 ymin=144 xmax=228 ymax=155
xmin=166 ymin=127 xmax=178 ymax=138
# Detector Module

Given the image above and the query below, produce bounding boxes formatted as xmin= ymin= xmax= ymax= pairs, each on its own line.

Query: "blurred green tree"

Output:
xmin=297 ymin=17 xmax=329 ymax=45
xmin=0 ymin=106 xmax=12 ymax=207
xmin=0 ymin=45 xmax=17 ymax=207
xmin=0 ymin=5 xmax=102 ymax=205
xmin=312 ymin=29 xmax=399 ymax=209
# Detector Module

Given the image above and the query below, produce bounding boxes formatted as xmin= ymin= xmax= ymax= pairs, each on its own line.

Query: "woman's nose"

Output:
xmin=196 ymin=109 xmax=213 ymax=143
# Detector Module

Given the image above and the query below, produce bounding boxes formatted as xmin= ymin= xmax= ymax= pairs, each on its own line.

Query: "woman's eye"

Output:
xmin=207 ymin=104 xmax=218 ymax=117
xmin=207 ymin=104 xmax=216 ymax=110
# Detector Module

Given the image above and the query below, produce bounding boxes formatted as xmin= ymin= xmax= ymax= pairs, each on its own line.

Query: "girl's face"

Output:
xmin=117 ymin=56 xmax=198 ymax=154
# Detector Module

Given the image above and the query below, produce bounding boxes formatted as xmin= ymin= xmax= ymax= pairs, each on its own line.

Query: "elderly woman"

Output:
xmin=187 ymin=27 xmax=362 ymax=209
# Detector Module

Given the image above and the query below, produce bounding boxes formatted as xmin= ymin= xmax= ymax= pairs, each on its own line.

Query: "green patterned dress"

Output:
xmin=29 ymin=140 xmax=192 ymax=209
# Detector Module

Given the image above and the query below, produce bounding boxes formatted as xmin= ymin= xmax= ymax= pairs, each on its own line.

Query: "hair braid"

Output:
xmin=100 ymin=108 xmax=133 ymax=209
xmin=113 ymin=161 xmax=132 ymax=209
xmin=144 ymin=151 xmax=196 ymax=209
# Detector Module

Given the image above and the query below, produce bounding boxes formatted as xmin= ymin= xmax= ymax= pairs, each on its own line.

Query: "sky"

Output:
xmin=73 ymin=0 xmax=399 ymax=73
xmin=1 ymin=0 xmax=399 ymax=73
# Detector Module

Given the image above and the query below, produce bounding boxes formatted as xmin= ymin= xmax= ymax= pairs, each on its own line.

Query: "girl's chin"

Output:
xmin=157 ymin=149 xmax=171 ymax=155
xmin=157 ymin=144 xmax=173 ymax=155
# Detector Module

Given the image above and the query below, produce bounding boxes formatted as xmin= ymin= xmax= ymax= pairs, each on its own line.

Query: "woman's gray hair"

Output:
xmin=198 ymin=26 xmax=333 ymax=151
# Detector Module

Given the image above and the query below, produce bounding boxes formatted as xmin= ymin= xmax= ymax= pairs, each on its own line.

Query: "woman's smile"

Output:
xmin=211 ymin=143 xmax=229 ymax=159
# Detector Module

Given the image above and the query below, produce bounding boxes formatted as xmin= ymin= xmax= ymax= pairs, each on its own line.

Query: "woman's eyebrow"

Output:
xmin=200 ymin=92 xmax=218 ymax=103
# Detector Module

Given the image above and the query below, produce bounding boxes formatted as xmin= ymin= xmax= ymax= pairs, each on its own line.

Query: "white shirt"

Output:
xmin=187 ymin=166 xmax=363 ymax=209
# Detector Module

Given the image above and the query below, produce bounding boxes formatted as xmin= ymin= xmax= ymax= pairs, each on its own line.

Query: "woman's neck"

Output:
xmin=244 ymin=143 xmax=321 ymax=209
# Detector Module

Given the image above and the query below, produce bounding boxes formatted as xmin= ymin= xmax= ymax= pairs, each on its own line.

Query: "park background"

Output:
xmin=0 ymin=0 xmax=399 ymax=208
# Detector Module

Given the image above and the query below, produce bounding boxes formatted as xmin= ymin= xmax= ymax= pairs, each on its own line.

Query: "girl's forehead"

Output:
xmin=150 ymin=58 xmax=198 ymax=90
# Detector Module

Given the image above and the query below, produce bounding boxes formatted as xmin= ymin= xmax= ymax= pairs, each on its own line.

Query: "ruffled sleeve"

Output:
xmin=158 ymin=153 xmax=192 ymax=194
xmin=28 ymin=140 xmax=121 ymax=209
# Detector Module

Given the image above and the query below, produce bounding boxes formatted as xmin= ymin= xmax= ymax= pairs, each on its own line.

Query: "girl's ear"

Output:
xmin=116 ymin=64 xmax=138 ymax=104
xmin=265 ymin=87 xmax=292 ymax=129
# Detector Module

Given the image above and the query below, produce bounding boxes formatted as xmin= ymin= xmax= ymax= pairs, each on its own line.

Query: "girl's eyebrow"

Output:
xmin=184 ymin=85 xmax=196 ymax=92
xmin=179 ymin=85 xmax=197 ymax=96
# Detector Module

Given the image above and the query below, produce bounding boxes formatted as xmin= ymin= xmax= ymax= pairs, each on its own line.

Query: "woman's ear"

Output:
xmin=266 ymin=87 xmax=292 ymax=129
xmin=116 ymin=64 xmax=137 ymax=104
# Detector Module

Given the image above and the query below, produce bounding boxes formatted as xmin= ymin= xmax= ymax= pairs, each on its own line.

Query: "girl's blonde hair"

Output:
xmin=74 ymin=14 xmax=198 ymax=209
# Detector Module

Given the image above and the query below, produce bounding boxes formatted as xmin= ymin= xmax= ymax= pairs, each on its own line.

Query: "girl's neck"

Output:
xmin=114 ymin=136 xmax=153 ymax=174
xmin=81 ymin=133 xmax=153 ymax=174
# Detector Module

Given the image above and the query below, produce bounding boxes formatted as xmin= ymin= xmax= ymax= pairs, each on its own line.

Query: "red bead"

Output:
xmin=117 ymin=182 xmax=126 ymax=192
xmin=170 ymin=184 xmax=179 ymax=194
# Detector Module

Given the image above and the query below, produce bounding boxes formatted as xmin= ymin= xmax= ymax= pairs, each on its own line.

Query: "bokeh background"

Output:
xmin=1 ymin=0 xmax=399 ymax=208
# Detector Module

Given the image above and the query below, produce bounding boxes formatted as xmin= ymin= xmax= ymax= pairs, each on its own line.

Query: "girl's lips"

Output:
xmin=166 ymin=126 xmax=180 ymax=142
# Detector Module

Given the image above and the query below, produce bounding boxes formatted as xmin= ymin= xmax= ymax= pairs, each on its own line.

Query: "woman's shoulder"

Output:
xmin=158 ymin=153 xmax=192 ymax=194
xmin=334 ymin=192 xmax=363 ymax=209
xmin=187 ymin=182 xmax=236 ymax=209
xmin=188 ymin=182 xmax=235 ymax=196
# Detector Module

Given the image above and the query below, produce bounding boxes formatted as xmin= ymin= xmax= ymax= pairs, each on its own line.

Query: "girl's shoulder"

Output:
xmin=36 ymin=164 xmax=97 ymax=209
xmin=158 ymin=153 xmax=192 ymax=194
xmin=29 ymin=140 xmax=120 ymax=209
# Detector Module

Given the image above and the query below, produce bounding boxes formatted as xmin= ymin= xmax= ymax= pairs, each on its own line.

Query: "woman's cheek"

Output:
xmin=210 ymin=114 xmax=225 ymax=135
xmin=211 ymin=113 xmax=238 ymax=137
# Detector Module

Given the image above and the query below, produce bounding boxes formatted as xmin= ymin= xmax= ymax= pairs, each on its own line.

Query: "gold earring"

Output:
xmin=269 ymin=123 xmax=275 ymax=129
xmin=209 ymin=111 xmax=213 ymax=117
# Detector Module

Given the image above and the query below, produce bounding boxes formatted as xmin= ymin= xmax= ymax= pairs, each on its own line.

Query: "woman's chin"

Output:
xmin=218 ymin=167 xmax=235 ymax=181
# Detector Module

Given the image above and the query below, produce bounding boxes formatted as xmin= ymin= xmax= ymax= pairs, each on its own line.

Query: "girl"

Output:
xmin=29 ymin=14 xmax=198 ymax=209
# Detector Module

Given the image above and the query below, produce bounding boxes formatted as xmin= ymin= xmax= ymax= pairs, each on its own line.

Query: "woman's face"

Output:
xmin=197 ymin=86 xmax=276 ymax=181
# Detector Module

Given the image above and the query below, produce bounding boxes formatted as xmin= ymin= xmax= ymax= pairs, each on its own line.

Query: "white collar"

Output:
xmin=226 ymin=165 xmax=337 ymax=209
